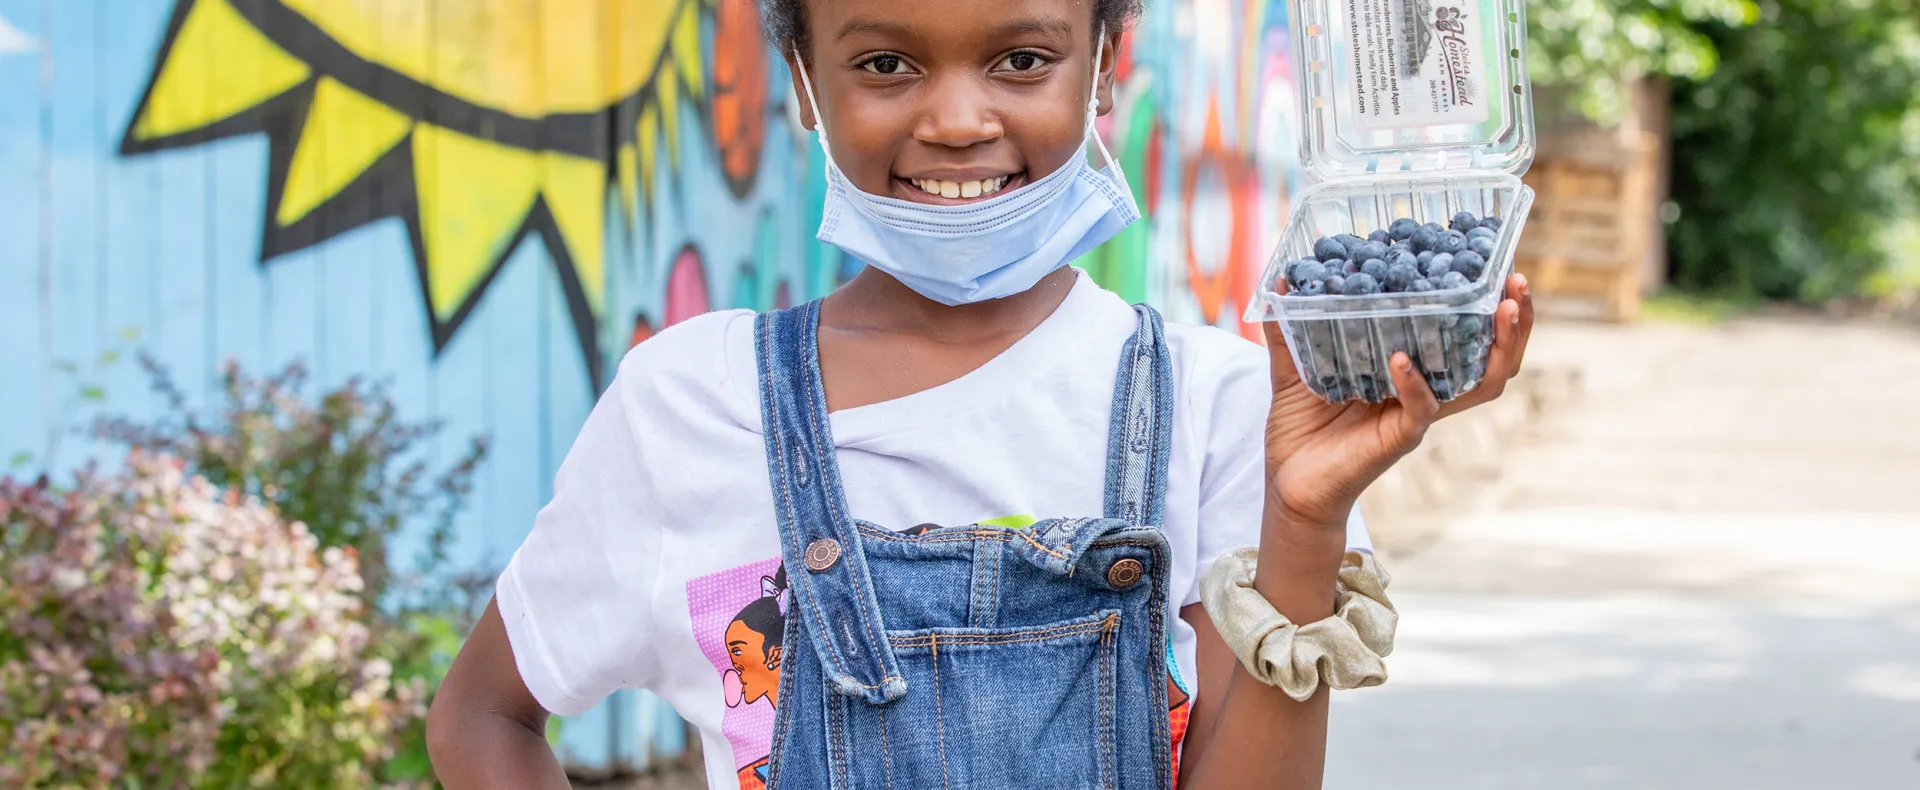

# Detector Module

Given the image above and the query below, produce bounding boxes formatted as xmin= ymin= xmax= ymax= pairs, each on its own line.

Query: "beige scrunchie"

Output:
xmin=1199 ymin=548 xmax=1397 ymax=701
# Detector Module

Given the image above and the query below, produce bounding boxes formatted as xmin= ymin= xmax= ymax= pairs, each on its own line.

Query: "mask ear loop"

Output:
xmin=1086 ymin=27 xmax=1140 ymax=213
xmin=792 ymin=49 xmax=839 ymax=176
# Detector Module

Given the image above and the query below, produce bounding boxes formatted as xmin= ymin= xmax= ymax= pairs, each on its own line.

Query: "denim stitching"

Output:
xmin=829 ymin=689 xmax=849 ymax=788
xmin=932 ymin=636 xmax=951 ymax=790
xmin=1099 ymin=617 xmax=1116 ymax=790
xmin=878 ymin=700 xmax=895 ymax=790
xmin=985 ymin=538 xmax=1002 ymax=629
xmin=886 ymin=616 xmax=1116 ymax=648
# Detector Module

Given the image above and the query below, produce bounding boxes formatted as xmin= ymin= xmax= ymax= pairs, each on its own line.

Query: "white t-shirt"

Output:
xmin=497 ymin=271 xmax=1371 ymax=788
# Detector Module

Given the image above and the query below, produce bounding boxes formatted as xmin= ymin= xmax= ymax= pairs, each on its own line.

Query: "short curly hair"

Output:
xmin=760 ymin=0 xmax=1144 ymax=53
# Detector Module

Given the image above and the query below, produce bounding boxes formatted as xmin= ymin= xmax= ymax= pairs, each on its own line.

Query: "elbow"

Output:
xmin=425 ymin=689 xmax=463 ymax=769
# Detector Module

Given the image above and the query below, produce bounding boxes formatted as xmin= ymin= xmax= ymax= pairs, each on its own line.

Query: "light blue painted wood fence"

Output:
xmin=0 ymin=0 xmax=1303 ymax=773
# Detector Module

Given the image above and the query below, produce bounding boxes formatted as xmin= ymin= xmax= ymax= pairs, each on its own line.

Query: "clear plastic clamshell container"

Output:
xmin=1247 ymin=0 xmax=1538 ymax=404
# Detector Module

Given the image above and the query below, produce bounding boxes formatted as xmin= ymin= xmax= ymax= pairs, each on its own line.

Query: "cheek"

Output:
xmin=1010 ymin=113 xmax=1091 ymax=179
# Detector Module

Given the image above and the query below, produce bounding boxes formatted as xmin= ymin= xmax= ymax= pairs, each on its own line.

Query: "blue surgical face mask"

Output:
xmin=794 ymin=30 xmax=1139 ymax=306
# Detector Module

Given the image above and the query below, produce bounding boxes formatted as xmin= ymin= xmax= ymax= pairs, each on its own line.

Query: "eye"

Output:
xmin=861 ymin=55 xmax=907 ymax=75
xmin=998 ymin=51 xmax=1049 ymax=72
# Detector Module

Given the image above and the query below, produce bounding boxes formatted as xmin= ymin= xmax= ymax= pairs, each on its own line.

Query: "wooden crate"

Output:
xmin=1516 ymin=133 xmax=1660 ymax=322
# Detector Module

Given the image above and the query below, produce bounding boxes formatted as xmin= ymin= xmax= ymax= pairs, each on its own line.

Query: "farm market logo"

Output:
xmin=1433 ymin=7 xmax=1476 ymax=107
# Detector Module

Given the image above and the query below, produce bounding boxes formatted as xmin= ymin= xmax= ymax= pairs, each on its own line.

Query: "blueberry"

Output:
xmin=1368 ymin=229 xmax=1390 ymax=244
xmin=1435 ymin=230 xmax=1467 ymax=255
xmin=1342 ymin=272 xmax=1382 ymax=296
xmin=1354 ymin=374 xmax=1383 ymax=403
xmin=1384 ymin=263 xmax=1420 ymax=292
xmin=1408 ymin=278 xmax=1436 ymax=292
xmin=1389 ymin=218 xmax=1422 ymax=241
xmin=1468 ymin=235 xmax=1496 ymax=259
xmin=1467 ymin=226 xmax=1499 ymax=243
xmin=1410 ymin=226 xmax=1439 ymax=254
xmin=1313 ymin=237 xmax=1347 ymax=262
xmin=1352 ymin=240 xmax=1390 ymax=263
xmin=1417 ymin=250 xmax=1435 ymax=267
xmin=1425 ymin=252 xmax=1455 ymax=278
xmin=1325 ymin=275 xmax=1346 ymax=295
xmin=1341 ymin=259 xmax=1362 ymax=275
xmin=1360 ymin=258 xmax=1389 ymax=281
xmin=1295 ymin=279 xmax=1327 ymax=297
xmin=1334 ymin=233 xmax=1366 ymax=254
xmin=1391 ymin=240 xmax=1415 ymax=258
xmin=1290 ymin=260 xmax=1330 ymax=287
xmin=1438 ymin=271 xmax=1471 ymax=290
xmin=1388 ymin=250 xmax=1419 ymax=271
xmin=1450 ymin=250 xmax=1486 ymax=281
xmin=1424 ymin=221 xmax=1445 ymax=235
xmin=1480 ymin=216 xmax=1503 ymax=231
xmin=1450 ymin=211 xmax=1480 ymax=233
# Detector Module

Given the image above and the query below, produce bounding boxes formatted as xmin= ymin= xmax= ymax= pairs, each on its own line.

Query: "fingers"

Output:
xmin=1387 ymin=351 xmax=1441 ymax=447
xmin=1508 ymin=274 xmax=1535 ymax=374
xmin=1262 ymin=319 xmax=1308 ymax=394
xmin=1434 ymin=275 xmax=1534 ymax=417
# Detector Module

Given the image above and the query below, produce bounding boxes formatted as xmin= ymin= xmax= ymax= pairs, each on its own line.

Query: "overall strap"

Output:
xmin=1013 ymin=304 xmax=1174 ymax=574
xmin=1102 ymin=304 xmax=1175 ymax=528
xmin=754 ymin=301 xmax=907 ymax=706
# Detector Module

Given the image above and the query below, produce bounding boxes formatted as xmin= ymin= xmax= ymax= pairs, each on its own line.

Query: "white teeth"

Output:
xmin=909 ymin=176 xmax=1011 ymax=198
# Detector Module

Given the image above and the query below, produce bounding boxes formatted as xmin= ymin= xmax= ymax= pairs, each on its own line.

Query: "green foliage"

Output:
xmin=1666 ymin=0 xmax=1920 ymax=299
xmin=83 ymin=356 xmax=497 ymax=787
xmin=1 ymin=456 xmax=423 ymax=788
xmin=1527 ymin=0 xmax=1758 ymax=123
xmin=94 ymin=355 xmax=489 ymax=603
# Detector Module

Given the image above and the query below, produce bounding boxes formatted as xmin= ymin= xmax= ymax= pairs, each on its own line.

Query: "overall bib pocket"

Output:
xmin=834 ymin=611 xmax=1122 ymax=790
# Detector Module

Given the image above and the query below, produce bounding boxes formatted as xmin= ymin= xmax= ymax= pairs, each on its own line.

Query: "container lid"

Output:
xmin=1290 ymin=0 xmax=1535 ymax=184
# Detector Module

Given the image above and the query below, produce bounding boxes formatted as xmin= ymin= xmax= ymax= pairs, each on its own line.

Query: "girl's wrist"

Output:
xmin=1251 ymin=512 xmax=1348 ymax=620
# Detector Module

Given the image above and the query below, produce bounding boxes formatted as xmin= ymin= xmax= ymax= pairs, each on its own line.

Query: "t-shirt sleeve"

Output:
xmin=496 ymin=349 xmax=667 ymax=716
xmin=1185 ymin=340 xmax=1374 ymax=608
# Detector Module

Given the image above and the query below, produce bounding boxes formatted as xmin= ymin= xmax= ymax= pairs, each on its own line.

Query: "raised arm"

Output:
xmin=1180 ymin=274 xmax=1534 ymax=788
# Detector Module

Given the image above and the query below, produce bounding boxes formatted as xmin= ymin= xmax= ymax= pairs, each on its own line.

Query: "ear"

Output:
xmin=783 ymin=49 xmax=819 ymax=131
xmin=1095 ymin=29 xmax=1125 ymax=117
xmin=766 ymin=645 xmax=784 ymax=671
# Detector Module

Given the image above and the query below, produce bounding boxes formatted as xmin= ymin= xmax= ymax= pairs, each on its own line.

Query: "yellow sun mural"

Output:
xmin=120 ymin=0 xmax=707 ymax=383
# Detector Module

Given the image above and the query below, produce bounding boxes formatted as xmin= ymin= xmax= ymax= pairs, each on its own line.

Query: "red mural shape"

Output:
xmin=666 ymin=246 xmax=712 ymax=327
xmin=712 ymin=0 xmax=769 ymax=197
xmin=1182 ymin=101 xmax=1260 ymax=339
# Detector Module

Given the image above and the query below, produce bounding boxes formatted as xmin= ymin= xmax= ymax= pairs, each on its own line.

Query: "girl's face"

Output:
xmin=787 ymin=0 xmax=1120 ymax=207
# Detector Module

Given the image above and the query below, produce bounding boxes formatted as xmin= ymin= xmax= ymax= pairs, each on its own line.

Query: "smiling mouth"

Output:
xmin=904 ymin=175 xmax=1015 ymax=200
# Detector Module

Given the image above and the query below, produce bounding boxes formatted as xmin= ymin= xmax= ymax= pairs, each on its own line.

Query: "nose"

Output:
xmin=913 ymin=74 xmax=1002 ymax=148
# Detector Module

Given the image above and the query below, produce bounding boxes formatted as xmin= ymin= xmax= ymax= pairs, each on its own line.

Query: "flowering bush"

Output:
xmin=0 ymin=453 xmax=425 ymax=788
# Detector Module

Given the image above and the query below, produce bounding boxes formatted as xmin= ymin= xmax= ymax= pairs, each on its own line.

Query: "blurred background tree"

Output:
xmin=1528 ymin=0 xmax=1920 ymax=302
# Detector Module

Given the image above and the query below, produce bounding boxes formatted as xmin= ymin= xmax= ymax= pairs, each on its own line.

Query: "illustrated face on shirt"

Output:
xmin=726 ymin=598 xmax=786 ymax=707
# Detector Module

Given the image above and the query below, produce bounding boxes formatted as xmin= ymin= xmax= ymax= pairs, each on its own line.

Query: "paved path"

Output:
xmin=1328 ymin=316 xmax=1920 ymax=789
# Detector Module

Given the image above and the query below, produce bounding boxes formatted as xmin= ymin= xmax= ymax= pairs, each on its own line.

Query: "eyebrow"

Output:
xmin=836 ymin=17 xmax=1074 ymax=42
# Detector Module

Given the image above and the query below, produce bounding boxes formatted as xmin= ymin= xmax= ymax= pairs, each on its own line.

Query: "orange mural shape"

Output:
xmin=711 ymin=0 xmax=769 ymax=197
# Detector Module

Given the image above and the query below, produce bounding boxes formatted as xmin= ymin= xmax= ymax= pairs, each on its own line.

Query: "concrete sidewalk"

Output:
xmin=1330 ymin=316 xmax=1920 ymax=789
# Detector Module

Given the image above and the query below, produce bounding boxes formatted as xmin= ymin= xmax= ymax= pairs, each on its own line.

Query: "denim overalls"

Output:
xmin=752 ymin=299 xmax=1179 ymax=790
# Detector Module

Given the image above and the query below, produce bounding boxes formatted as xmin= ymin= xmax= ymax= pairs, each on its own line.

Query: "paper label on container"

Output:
xmin=1343 ymin=0 xmax=1492 ymax=131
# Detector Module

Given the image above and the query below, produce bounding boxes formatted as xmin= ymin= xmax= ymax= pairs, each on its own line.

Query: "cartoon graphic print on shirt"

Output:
xmin=686 ymin=517 xmax=1195 ymax=788
xmin=686 ymin=557 xmax=788 ymax=789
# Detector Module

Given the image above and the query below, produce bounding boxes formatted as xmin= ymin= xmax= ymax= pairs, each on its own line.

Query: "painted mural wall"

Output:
xmin=0 ymin=0 xmax=1305 ymax=772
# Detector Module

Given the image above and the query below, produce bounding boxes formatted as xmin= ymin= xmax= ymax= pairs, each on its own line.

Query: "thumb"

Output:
xmin=1261 ymin=319 xmax=1307 ymax=394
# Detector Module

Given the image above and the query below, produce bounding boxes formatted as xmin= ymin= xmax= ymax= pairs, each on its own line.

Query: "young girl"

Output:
xmin=426 ymin=0 xmax=1534 ymax=787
